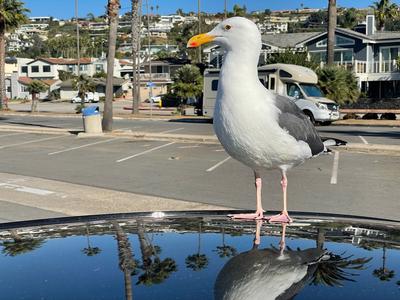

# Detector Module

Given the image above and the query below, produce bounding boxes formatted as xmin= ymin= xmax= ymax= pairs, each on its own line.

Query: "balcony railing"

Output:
xmin=319 ymin=60 xmax=400 ymax=74
xmin=141 ymin=73 xmax=171 ymax=80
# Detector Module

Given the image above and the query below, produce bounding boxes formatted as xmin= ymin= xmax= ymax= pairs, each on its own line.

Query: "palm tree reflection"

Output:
xmin=215 ymin=228 xmax=237 ymax=258
xmin=186 ymin=222 xmax=209 ymax=271
xmin=82 ymin=225 xmax=102 ymax=257
xmin=372 ymin=244 xmax=395 ymax=282
xmin=1 ymin=229 xmax=45 ymax=257
xmin=136 ymin=220 xmax=177 ymax=285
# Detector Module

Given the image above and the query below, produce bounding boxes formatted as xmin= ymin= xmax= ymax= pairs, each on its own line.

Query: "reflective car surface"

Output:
xmin=0 ymin=211 xmax=399 ymax=300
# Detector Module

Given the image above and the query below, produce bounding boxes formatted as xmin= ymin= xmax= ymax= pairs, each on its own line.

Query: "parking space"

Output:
xmin=0 ymin=129 xmax=398 ymax=220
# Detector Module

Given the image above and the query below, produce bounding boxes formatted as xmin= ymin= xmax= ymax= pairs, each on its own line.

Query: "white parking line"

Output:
xmin=0 ymin=132 xmax=26 ymax=138
xmin=159 ymin=127 xmax=184 ymax=134
xmin=358 ymin=135 xmax=369 ymax=144
xmin=116 ymin=142 xmax=176 ymax=163
xmin=206 ymin=157 xmax=231 ymax=172
xmin=0 ymin=135 xmax=66 ymax=149
xmin=215 ymin=149 xmax=225 ymax=152
xmin=330 ymin=151 xmax=340 ymax=184
xmin=178 ymin=145 xmax=200 ymax=149
xmin=48 ymin=138 xmax=120 ymax=155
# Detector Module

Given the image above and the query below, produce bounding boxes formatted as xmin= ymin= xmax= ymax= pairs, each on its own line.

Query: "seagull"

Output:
xmin=214 ymin=221 xmax=328 ymax=300
xmin=188 ymin=17 xmax=329 ymax=223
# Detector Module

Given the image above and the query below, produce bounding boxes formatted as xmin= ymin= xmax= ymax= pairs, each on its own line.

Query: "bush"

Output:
xmin=317 ymin=66 xmax=360 ymax=105
xmin=380 ymin=113 xmax=397 ymax=120
xmin=362 ymin=113 xmax=378 ymax=120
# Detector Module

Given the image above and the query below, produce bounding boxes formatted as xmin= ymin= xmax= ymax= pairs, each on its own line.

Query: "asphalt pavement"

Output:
xmin=0 ymin=114 xmax=398 ymax=223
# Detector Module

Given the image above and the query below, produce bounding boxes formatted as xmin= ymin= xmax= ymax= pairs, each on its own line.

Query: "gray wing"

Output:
xmin=274 ymin=94 xmax=324 ymax=156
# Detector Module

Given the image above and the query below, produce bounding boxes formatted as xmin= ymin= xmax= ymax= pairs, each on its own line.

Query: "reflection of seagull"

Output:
xmin=214 ymin=222 xmax=327 ymax=300
xmin=188 ymin=17 xmax=330 ymax=222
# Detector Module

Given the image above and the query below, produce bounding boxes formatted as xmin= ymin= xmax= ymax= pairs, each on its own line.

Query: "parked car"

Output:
xmin=71 ymin=92 xmax=100 ymax=103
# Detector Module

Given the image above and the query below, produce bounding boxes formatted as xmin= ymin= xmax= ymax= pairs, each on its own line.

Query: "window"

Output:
xmin=309 ymin=51 xmax=327 ymax=62
xmin=156 ymin=66 xmax=163 ymax=73
xmin=80 ymin=65 xmax=88 ymax=71
xmin=31 ymin=66 xmax=39 ymax=73
xmin=300 ymin=84 xmax=324 ymax=97
xmin=279 ymin=70 xmax=292 ymax=78
xmin=316 ymin=36 xmax=355 ymax=47
xmin=211 ymin=80 xmax=218 ymax=91
xmin=43 ymin=65 xmax=51 ymax=72
xmin=95 ymin=64 xmax=103 ymax=72
xmin=21 ymin=66 xmax=28 ymax=73
xmin=286 ymin=83 xmax=303 ymax=98
xmin=269 ymin=77 xmax=276 ymax=91
xmin=21 ymin=85 xmax=29 ymax=92
xmin=7 ymin=86 xmax=11 ymax=93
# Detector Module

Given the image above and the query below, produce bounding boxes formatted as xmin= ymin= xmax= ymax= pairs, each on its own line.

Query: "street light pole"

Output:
xmin=75 ymin=0 xmax=83 ymax=107
xmin=224 ymin=0 xmax=227 ymax=19
xmin=146 ymin=0 xmax=153 ymax=117
xmin=198 ymin=0 xmax=201 ymax=63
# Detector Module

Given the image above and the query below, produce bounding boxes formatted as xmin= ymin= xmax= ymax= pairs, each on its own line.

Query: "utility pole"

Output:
xmin=198 ymin=0 xmax=201 ymax=63
xmin=224 ymin=0 xmax=227 ymax=19
xmin=75 ymin=0 xmax=83 ymax=107
xmin=146 ymin=0 xmax=153 ymax=118
xmin=327 ymin=0 xmax=337 ymax=66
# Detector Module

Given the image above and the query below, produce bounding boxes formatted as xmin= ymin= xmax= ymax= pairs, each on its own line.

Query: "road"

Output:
xmin=0 ymin=114 xmax=399 ymax=222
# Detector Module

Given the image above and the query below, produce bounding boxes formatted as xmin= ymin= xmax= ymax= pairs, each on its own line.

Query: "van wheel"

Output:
xmin=321 ymin=121 xmax=332 ymax=126
xmin=303 ymin=110 xmax=315 ymax=125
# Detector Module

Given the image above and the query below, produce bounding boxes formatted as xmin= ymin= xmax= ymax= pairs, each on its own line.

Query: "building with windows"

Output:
xmin=205 ymin=15 xmax=400 ymax=99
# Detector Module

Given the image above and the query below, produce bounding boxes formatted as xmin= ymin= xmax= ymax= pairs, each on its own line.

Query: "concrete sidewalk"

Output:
xmin=0 ymin=172 xmax=229 ymax=223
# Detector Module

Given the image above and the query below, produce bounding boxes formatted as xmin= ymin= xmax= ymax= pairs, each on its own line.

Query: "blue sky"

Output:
xmin=23 ymin=0 xmax=400 ymax=19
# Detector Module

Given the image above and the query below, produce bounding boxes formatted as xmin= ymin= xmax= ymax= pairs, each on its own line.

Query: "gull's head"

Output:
xmin=187 ymin=17 xmax=261 ymax=52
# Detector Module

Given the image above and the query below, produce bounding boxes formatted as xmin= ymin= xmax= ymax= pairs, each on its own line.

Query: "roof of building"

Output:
xmin=261 ymin=32 xmax=322 ymax=48
xmin=17 ymin=77 xmax=58 ymax=86
xmin=27 ymin=57 xmax=93 ymax=65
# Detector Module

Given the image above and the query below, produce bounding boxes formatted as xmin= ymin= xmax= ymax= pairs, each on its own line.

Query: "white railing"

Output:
xmin=141 ymin=73 xmax=171 ymax=80
xmin=319 ymin=60 xmax=400 ymax=74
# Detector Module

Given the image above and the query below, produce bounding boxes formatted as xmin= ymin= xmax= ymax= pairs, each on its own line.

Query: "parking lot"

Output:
xmin=0 ymin=115 xmax=399 ymax=221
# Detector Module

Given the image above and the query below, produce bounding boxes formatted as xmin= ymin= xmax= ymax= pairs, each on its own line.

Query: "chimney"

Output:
xmin=366 ymin=14 xmax=376 ymax=35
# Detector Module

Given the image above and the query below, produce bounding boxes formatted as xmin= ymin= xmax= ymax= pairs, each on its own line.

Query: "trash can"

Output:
xmin=82 ymin=106 xmax=102 ymax=134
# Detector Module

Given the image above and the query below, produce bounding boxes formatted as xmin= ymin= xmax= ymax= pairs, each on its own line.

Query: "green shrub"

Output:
xmin=317 ymin=66 xmax=360 ymax=105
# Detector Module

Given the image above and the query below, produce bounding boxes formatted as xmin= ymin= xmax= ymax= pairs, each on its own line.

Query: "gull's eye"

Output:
xmin=224 ymin=24 xmax=232 ymax=31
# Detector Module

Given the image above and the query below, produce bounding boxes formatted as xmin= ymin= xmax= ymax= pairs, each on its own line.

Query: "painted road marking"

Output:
xmin=0 ymin=183 xmax=54 ymax=196
xmin=0 ymin=132 xmax=27 ymax=138
xmin=48 ymin=138 xmax=120 ymax=155
xmin=206 ymin=157 xmax=231 ymax=172
xmin=330 ymin=151 xmax=340 ymax=185
xmin=116 ymin=142 xmax=176 ymax=163
xmin=359 ymin=135 xmax=369 ymax=144
xmin=159 ymin=127 xmax=184 ymax=134
xmin=214 ymin=149 xmax=225 ymax=152
xmin=0 ymin=135 xmax=66 ymax=149
xmin=178 ymin=144 xmax=200 ymax=149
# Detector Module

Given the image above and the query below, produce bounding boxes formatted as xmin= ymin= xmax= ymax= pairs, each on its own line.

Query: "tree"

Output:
xmin=27 ymin=80 xmax=48 ymax=112
xmin=131 ymin=0 xmax=141 ymax=114
xmin=81 ymin=225 xmax=102 ymax=257
xmin=176 ymin=8 xmax=184 ymax=16
xmin=337 ymin=8 xmax=360 ymax=29
xmin=73 ymin=74 xmax=95 ymax=110
xmin=171 ymin=64 xmax=203 ymax=103
xmin=58 ymin=70 xmax=76 ymax=81
xmin=0 ymin=0 xmax=29 ymax=110
xmin=87 ymin=12 xmax=96 ymax=21
xmin=265 ymin=50 xmax=319 ymax=70
xmin=233 ymin=4 xmax=246 ymax=17
xmin=1 ymin=229 xmax=45 ymax=256
xmin=215 ymin=228 xmax=237 ymax=258
xmin=103 ymin=0 xmax=120 ymax=132
xmin=185 ymin=223 xmax=209 ymax=271
xmin=327 ymin=0 xmax=337 ymax=66
xmin=373 ymin=244 xmax=395 ymax=281
xmin=371 ymin=0 xmax=398 ymax=31
xmin=317 ymin=65 xmax=360 ymax=105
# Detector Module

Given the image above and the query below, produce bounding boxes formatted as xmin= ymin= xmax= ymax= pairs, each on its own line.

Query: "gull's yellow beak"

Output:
xmin=187 ymin=33 xmax=215 ymax=48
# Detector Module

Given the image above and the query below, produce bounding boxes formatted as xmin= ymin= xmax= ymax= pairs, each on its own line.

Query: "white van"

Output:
xmin=71 ymin=92 xmax=100 ymax=103
xmin=203 ymin=63 xmax=340 ymax=124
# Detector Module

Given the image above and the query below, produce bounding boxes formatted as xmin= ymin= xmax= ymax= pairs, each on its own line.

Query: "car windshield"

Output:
xmin=300 ymin=84 xmax=325 ymax=97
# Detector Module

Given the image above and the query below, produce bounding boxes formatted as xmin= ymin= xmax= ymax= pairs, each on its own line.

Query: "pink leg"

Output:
xmin=279 ymin=223 xmax=287 ymax=256
xmin=229 ymin=171 xmax=265 ymax=220
xmin=268 ymin=171 xmax=293 ymax=223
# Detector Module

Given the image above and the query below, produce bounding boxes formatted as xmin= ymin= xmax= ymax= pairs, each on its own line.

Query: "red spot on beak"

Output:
xmin=190 ymin=42 xmax=198 ymax=47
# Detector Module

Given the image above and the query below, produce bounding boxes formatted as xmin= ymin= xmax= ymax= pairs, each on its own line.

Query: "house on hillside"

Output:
xmin=204 ymin=15 xmax=400 ymax=99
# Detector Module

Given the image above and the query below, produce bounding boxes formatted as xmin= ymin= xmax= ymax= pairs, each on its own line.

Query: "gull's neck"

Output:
xmin=220 ymin=45 xmax=260 ymax=86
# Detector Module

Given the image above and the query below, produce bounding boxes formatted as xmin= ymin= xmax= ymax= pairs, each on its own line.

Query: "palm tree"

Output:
xmin=327 ymin=0 xmax=337 ymax=65
xmin=81 ymin=225 xmax=102 ymax=257
xmin=215 ymin=228 xmax=237 ymax=258
xmin=131 ymin=0 xmax=141 ymax=114
xmin=113 ymin=221 xmax=137 ymax=300
xmin=27 ymin=80 xmax=48 ymax=112
xmin=86 ymin=12 xmax=96 ymax=21
xmin=185 ymin=222 xmax=209 ymax=271
xmin=373 ymin=244 xmax=395 ymax=281
xmin=0 ymin=0 xmax=29 ymax=110
xmin=136 ymin=221 xmax=177 ymax=285
xmin=371 ymin=0 xmax=398 ymax=31
xmin=171 ymin=64 xmax=203 ymax=109
xmin=156 ymin=5 xmax=159 ymax=16
xmin=73 ymin=74 xmax=95 ymax=110
xmin=1 ymin=229 xmax=45 ymax=256
xmin=102 ymin=0 xmax=120 ymax=132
